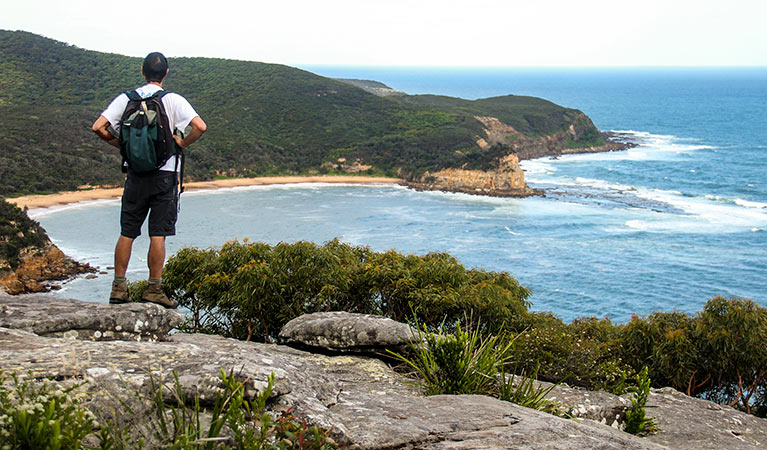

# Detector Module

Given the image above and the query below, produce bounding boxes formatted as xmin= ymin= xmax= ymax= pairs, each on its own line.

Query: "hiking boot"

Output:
xmin=109 ymin=279 xmax=130 ymax=304
xmin=141 ymin=281 xmax=178 ymax=309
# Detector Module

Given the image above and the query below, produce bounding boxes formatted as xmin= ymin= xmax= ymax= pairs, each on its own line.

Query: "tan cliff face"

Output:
xmin=407 ymin=153 xmax=539 ymax=197
xmin=475 ymin=114 xmax=623 ymax=160
xmin=0 ymin=244 xmax=93 ymax=294
xmin=406 ymin=114 xmax=624 ymax=197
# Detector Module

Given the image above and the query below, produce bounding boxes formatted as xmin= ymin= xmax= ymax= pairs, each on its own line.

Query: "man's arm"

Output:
xmin=91 ymin=115 xmax=120 ymax=148
xmin=173 ymin=116 xmax=207 ymax=149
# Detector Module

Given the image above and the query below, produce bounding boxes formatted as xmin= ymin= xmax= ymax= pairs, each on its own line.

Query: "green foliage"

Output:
xmin=619 ymin=297 xmax=767 ymax=415
xmin=389 ymin=322 xmax=568 ymax=417
xmin=0 ymin=197 xmax=49 ymax=272
xmin=508 ymin=313 xmax=633 ymax=392
xmin=0 ymin=30 xmax=600 ymax=196
xmin=163 ymin=239 xmax=767 ymax=417
xmin=390 ymin=321 xmax=513 ymax=395
xmin=0 ymin=198 xmax=49 ymax=270
xmin=97 ymin=370 xmax=338 ymax=449
xmin=694 ymin=297 xmax=767 ymax=413
xmin=127 ymin=280 xmax=148 ymax=302
xmin=620 ymin=311 xmax=699 ymax=392
xmin=497 ymin=366 xmax=566 ymax=417
xmin=163 ymin=239 xmax=531 ymax=341
xmin=623 ymin=367 xmax=658 ymax=435
xmin=0 ymin=371 xmax=96 ymax=450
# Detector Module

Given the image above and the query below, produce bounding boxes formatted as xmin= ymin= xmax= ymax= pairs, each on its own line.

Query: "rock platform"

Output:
xmin=1 ymin=293 xmax=765 ymax=449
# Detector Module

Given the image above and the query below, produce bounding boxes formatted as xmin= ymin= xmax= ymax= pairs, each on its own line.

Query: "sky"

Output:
xmin=2 ymin=0 xmax=766 ymax=67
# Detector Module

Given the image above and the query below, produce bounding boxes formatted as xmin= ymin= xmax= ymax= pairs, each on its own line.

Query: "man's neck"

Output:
xmin=147 ymin=81 xmax=163 ymax=87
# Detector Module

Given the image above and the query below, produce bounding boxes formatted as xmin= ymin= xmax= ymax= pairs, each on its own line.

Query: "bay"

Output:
xmin=34 ymin=67 xmax=767 ymax=323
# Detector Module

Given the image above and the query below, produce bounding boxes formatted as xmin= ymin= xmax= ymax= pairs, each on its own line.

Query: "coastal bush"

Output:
xmin=619 ymin=311 xmax=699 ymax=393
xmin=0 ymin=198 xmax=49 ymax=270
xmin=164 ymin=239 xmax=767 ymax=417
xmin=389 ymin=321 xmax=568 ymax=417
xmin=618 ymin=297 xmax=767 ymax=415
xmin=1 ymin=31 xmax=598 ymax=197
xmin=0 ymin=370 xmax=96 ymax=450
xmin=507 ymin=313 xmax=632 ymax=392
xmin=163 ymin=239 xmax=531 ymax=341
xmin=96 ymin=370 xmax=339 ymax=449
xmin=389 ymin=320 xmax=513 ymax=395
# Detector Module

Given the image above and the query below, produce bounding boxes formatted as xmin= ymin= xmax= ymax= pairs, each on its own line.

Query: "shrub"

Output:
xmin=97 ymin=370 xmax=338 ymax=449
xmin=618 ymin=297 xmax=767 ymax=415
xmin=389 ymin=322 xmax=568 ymax=417
xmin=620 ymin=310 xmax=699 ymax=394
xmin=0 ymin=198 xmax=49 ymax=270
xmin=508 ymin=313 xmax=632 ymax=392
xmin=163 ymin=239 xmax=531 ymax=341
xmin=389 ymin=321 xmax=513 ymax=395
xmin=623 ymin=367 xmax=658 ymax=435
xmin=695 ymin=297 xmax=767 ymax=413
xmin=0 ymin=371 xmax=96 ymax=450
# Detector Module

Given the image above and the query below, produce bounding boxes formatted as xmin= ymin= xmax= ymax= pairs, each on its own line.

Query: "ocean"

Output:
xmin=33 ymin=67 xmax=767 ymax=323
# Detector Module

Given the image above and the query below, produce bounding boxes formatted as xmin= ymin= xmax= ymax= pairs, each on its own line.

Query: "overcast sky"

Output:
xmin=2 ymin=0 xmax=766 ymax=66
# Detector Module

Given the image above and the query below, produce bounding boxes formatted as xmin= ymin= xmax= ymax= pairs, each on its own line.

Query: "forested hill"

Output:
xmin=0 ymin=30 xmax=604 ymax=196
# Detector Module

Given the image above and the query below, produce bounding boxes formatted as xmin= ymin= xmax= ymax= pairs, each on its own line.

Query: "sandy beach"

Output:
xmin=8 ymin=176 xmax=402 ymax=210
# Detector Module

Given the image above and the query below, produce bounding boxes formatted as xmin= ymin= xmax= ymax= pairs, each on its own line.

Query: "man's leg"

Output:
xmin=142 ymin=235 xmax=176 ymax=308
xmin=147 ymin=236 xmax=166 ymax=279
xmin=114 ymin=235 xmax=135 ymax=277
xmin=110 ymin=235 xmax=135 ymax=304
xmin=141 ymin=173 xmax=178 ymax=308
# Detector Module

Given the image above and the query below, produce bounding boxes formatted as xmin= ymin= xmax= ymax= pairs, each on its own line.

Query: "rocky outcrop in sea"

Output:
xmin=1 ymin=293 xmax=764 ymax=449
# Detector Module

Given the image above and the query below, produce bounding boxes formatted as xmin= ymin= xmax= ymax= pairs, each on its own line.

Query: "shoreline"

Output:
xmin=7 ymin=135 xmax=637 ymax=210
xmin=7 ymin=176 xmax=402 ymax=210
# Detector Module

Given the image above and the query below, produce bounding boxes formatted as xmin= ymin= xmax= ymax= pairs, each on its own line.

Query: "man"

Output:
xmin=92 ymin=52 xmax=206 ymax=308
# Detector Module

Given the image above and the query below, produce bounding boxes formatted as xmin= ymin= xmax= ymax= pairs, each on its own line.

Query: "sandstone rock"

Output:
xmin=1 ymin=303 xmax=764 ymax=449
xmin=522 ymin=378 xmax=632 ymax=427
xmin=0 ymin=243 xmax=94 ymax=294
xmin=0 ymin=328 xmax=663 ymax=449
xmin=644 ymin=387 xmax=767 ymax=450
xmin=279 ymin=311 xmax=421 ymax=353
xmin=539 ymin=380 xmax=767 ymax=449
xmin=0 ymin=292 xmax=183 ymax=341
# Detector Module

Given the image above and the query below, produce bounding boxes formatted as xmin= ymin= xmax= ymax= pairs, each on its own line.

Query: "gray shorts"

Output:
xmin=120 ymin=171 xmax=177 ymax=239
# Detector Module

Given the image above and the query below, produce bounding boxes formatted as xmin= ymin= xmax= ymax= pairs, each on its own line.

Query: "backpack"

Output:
xmin=118 ymin=90 xmax=177 ymax=174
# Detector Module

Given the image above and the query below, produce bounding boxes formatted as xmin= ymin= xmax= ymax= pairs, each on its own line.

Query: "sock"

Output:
xmin=114 ymin=276 xmax=127 ymax=283
xmin=148 ymin=278 xmax=162 ymax=285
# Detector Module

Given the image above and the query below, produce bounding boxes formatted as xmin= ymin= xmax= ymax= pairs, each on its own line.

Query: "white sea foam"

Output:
xmin=536 ymin=171 xmax=767 ymax=233
xmin=519 ymin=159 xmax=557 ymax=175
xmin=735 ymin=199 xmax=767 ymax=209
xmin=573 ymin=177 xmax=637 ymax=191
xmin=528 ymin=131 xmax=714 ymax=166
xmin=629 ymin=188 xmax=767 ymax=233
xmin=504 ymin=226 xmax=521 ymax=236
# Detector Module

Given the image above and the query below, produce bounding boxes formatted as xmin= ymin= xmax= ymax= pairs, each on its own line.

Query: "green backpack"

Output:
xmin=118 ymin=90 xmax=177 ymax=173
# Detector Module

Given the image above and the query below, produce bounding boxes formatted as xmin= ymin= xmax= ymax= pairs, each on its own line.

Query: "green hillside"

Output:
xmin=0 ymin=30 xmax=604 ymax=196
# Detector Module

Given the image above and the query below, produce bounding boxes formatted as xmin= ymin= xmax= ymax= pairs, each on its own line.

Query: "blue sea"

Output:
xmin=33 ymin=67 xmax=767 ymax=323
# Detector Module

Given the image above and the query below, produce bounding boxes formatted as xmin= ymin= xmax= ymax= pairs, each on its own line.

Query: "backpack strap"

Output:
xmin=150 ymin=90 xmax=172 ymax=99
xmin=174 ymin=130 xmax=186 ymax=212
xmin=125 ymin=89 xmax=172 ymax=101
xmin=124 ymin=90 xmax=142 ymax=101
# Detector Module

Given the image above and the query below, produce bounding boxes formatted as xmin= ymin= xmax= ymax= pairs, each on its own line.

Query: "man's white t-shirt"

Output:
xmin=101 ymin=84 xmax=198 ymax=172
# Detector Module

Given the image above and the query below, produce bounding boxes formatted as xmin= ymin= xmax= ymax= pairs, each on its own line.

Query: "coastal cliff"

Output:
xmin=0 ymin=197 xmax=92 ymax=294
xmin=406 ymin=153 xmax=540 ymax=197
xmin=404 ymin=113 xmax=626 ymax=197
